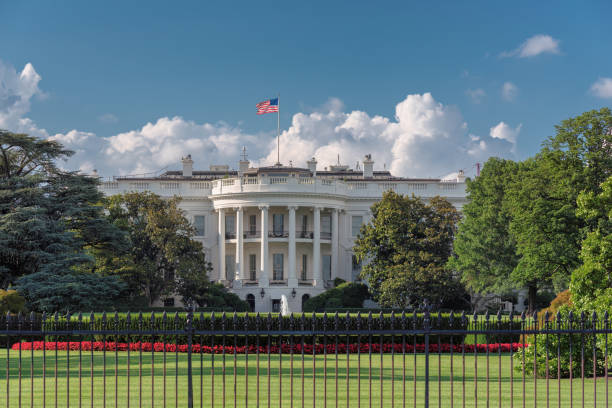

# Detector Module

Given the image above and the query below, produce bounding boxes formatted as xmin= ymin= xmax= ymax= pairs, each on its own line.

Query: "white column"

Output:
xmin=218 ymin=208 xmax=225 ymax=281
xmin=235 ymin=206 xmax=244 ymax=286
xmin=259 ymin=205 xmax=269 ymax=287
xmin=313 ymin=206 xmax=322 ymax=287
xmin=331 ymin=208 xmax=339 ymax=281
xmin=288 ymin=206 xmax=298 ymax=286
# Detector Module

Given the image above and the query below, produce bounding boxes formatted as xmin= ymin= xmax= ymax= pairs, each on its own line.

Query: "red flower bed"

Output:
xmin=12 ymin=341 xmax=526 ymax=354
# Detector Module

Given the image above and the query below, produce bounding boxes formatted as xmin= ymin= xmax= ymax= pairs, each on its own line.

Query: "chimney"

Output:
xmin=181 ymin=155 xmax=193 ymax=177
xmin=456 ymin=170 xmax=466 ymax=183
xmin=362 ymin=154 xmax=374 ymax=178
xmin=307 ymin=157 xmax=317 ymax=176
xmin=238 ymin=146 xmax=249 ymax=175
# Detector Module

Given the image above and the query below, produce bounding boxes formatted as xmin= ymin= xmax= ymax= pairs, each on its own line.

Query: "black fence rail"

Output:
xmin=1 ymin=309 xmax=610 ymax=407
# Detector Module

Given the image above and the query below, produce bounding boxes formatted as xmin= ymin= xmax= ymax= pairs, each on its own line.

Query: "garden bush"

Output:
xmin=303 ymin=282 xmax=370 ymax=312
xmin=0 ymin=290 xmax=26 ymax=314
xmin=517 ymin=309 xmax=608 ymax=378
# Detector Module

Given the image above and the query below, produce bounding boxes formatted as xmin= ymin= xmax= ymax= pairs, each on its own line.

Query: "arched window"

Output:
xmin=301 ymin=294 xmax=310 ymax=311
xmin=246 ymin=294 xmax=256 ymax=312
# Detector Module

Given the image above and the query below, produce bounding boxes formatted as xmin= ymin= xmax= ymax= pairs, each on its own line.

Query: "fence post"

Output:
xmin=186 ymin=305 xmax=194 ymax=408
xmin=424 ymin=307 xmax=430 ymax=408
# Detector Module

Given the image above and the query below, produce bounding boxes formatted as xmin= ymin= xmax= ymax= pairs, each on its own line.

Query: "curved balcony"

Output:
xmin=210 ymin=176 xmax=467 ymax=198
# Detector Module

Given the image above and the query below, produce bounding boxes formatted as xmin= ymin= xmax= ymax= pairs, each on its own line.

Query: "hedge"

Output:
xmin=1 ymin=312 xmax=523 ymax=346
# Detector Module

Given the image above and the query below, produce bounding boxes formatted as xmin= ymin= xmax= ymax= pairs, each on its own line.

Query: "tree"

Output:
xmin=16 ymin=271 xmax=127 ymax=313
xmin=0 ymin=131 xmax=126 ymax=290
xmin=354 ymin=191 xmax=462 ymax=309
xmin=0 ymin=130 xmax=73 ymax=178
xmin=448 ymin=158 xmax=520 ymax=296
xmin=569 ymin=176 xmax=612 ymax=310
xmin=505 ymin=109 xmax=611 ymax=312
xmin=104 ymin=192 xmax=210 ymax=306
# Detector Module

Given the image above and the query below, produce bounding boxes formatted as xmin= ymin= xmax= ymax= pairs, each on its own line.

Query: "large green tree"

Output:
xmin=104 ymin=192 xmax=211 ymax=306
xmin=0 ymin=131 xmax=126 ymax=289
xmin=506 ymin=108 xmax=611 ymax=311
xmin=354 ymin=192 xmax=464 ymax=309
xmin=569 ymin=176 xmax=612 ymax=310
xmin=448 ymin=158 xmax=520 ymax=296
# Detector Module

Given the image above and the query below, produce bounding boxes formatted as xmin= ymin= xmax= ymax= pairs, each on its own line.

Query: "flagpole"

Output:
xmin=277 ymin=93 xmax=280 ymax=165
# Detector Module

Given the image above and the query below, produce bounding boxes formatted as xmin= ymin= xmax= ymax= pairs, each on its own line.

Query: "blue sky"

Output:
xmin=1 ymin=0 xmax=611 ymax=178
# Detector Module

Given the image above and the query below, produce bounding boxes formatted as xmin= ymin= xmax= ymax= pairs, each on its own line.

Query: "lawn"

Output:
xmin=0 ymin=350 xmax=607 ymax=407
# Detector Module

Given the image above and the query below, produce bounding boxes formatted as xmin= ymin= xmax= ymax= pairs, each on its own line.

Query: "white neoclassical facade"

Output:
xmin=99 ymin=154 xmax=468 ymax=312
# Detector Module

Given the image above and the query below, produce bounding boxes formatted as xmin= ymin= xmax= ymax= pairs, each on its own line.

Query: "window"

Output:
xmin=249 ymin=254 xmax=257 ymax=280
xmin=322 ymin=255 xmax=332 ymax=281
xmin=246 ymin=294 xmax=255 ymax=312
xmin=249 ymin=215 xmax=257 ymax=235
xmin=351 ymin=215 xmax=363 ymax=237
xmin=225 ymin=255 xmax=235 ymax=281
xmin=301 ymin=254 xmax=308 ymax=280
xmin=194 ymin=215 xmax=205 ymax=236
xmin=321 ymin=214 xmax=331 ymax=234
xmin=301 ymin=215 xmax=308 ymax=237
xmin=272 ymin=299 xmax=281 ymax=313
xmin=163 ymin=298 xmax=175 ymax=307
xmin=273 ymin=253 xmax=284 ymax=280
xmin=273 ymin=214 xmax=284 ymax=236
xmin=225 ymin=215 xmax=235 ymax=238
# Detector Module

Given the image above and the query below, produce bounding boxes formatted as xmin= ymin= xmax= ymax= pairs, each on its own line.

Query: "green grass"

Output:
xmin=0 ymin=350 xmax=607 ymax=407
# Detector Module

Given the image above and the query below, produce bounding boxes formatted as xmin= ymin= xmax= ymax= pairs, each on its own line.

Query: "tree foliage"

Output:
xmin=0 ymin=131 xmax=126 ymax=296
xmin=302 ymin=282 xmax=370 ymax=312
xmin=569 ymin=176 xmax=612 ymax=310
xmin=104 ymin=192 xmax=211 ymax=306
xmin=448 ymin=158 xmax=519 ymax=295
xmin=450 ymin=108 xmax=611 ymax=312
xmin=354 ymin=191 xmax=462 ymax=309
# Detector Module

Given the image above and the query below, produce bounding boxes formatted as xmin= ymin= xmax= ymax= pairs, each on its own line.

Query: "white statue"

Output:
xmin=280 ymin=295 xmax=291 ymax=316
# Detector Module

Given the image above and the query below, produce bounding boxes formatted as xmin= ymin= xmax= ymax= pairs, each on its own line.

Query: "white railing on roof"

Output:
xmin=189 ymin=181 xmax=211 ymax=189
xmin=269 ymin=177 xmax=288 ymax=184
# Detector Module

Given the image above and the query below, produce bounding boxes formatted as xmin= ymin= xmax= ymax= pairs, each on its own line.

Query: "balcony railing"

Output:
xmin=320 ymin=231 xmax=332 ymax=240
xmin=297 ymin=230 xmax=314 ymax=239
xmin=244 ymin=230 xmax=261 ymax=238
xmin=268 ymin=230 xmax=289 ymax=238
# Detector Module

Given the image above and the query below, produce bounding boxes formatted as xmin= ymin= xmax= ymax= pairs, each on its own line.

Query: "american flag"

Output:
xmin=256 ymin=98 xmax=279 ymax=115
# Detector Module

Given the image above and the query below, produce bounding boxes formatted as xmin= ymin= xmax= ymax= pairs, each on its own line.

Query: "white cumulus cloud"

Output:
xmin=489 ymin=121 xmax=521 ymax=153
xmin=0 ymin=60 xmax=518 ymax=179
xmin=500 ymin=34 xmax=561 ymax=58
xmin=590 ymin=78 xmax=612 ymax=99
xmin=502 ymin=82 xmax=518 ymax=101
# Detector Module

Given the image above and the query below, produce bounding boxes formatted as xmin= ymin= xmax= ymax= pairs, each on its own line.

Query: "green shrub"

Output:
xmin=303 ymin=282 xmax=370 ymax=312
xmin=0 ymin=290 xmax=26 ymax=314
xmin=39 ymin=312 xmax=471 ymax=345
xmin=517 ymin=309 xmax=606 ymax=378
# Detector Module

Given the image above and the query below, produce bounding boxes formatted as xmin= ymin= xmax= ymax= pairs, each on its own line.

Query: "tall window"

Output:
xmin=301 ymin=254 xmax=308 ymax=280
xmin=351 ymin=215 xmax=363 ymax=237
xmin=225 ymin=215 xmax=235 ymax=238
xmin=321 ymin=215 xmax=331 ymax=234
xmin=194 ymin=215 xmax=205 ymax=236
xmin=249 ymin=254 xmax=257 ymax=280
xmin=249 ymin=215 xmax=257 ymax=235
xmin=225 ymin=255 xmax=235 ymax=281
xmin=273 ymin=253 xmax=284 ymax=280
xmin=322 ymin=255 xmax=332 ymax=281
xmin=301 ymin=215 xmax=308 ymax=237
xmin=273 ymin=214 xmax=284 ymax=236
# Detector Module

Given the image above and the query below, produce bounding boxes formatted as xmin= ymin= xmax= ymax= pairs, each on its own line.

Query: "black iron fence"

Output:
xmin=1 ymin=309 xmax=610 ymax=407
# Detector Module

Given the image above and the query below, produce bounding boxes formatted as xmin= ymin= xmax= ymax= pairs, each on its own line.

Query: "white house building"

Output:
xmin=99 ymin=153 xmax=468 ymax=313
